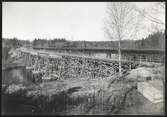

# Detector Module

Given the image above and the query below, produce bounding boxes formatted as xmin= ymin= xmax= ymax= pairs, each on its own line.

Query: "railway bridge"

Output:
xmin=34 ymin=47 xmax=165 ymax=63
xmin=14 ymin=47 xmax=164 ymax=82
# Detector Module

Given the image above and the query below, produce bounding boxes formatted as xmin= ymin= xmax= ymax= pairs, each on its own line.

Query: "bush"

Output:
xmin=2 ymin=46 xmax=11 ymax=62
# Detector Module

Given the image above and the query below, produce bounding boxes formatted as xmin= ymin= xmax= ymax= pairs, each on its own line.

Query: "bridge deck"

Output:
xmin=20 ymin=47 xmax=162 ymax=65
xmin=20 ymin=48 xmax=130 ymax=63
xmin=33 ymin=47 xmax=165 ymax=54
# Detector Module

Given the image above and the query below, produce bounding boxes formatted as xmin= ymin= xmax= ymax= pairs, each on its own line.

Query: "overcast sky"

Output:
xmin=2 ymin=2 xmax=165 ymax=41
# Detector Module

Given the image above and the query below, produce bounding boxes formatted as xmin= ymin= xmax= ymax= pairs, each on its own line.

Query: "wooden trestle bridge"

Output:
xmin=34 ymin=47 xmax=165 ymax=63
xmin=14 ymin=47 xmax=165 ymax=83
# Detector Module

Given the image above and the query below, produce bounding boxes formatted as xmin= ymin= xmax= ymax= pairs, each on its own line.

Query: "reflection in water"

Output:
xmin=2 ymin=66 xmax=32 ymax=85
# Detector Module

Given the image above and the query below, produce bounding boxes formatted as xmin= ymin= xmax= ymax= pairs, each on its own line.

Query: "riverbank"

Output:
xmin=2 ymin=64 xmax=164 ymax=115
xmin=1 ymin=47 xmax=164 ymax=115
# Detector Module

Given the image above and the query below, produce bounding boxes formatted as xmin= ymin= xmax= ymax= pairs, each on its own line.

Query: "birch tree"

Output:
xmin=104 ymin=2 xmax=142 ymax=77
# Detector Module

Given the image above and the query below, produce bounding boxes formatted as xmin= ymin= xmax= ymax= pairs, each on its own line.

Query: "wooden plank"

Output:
xmin=137 ymin=81 xmax=163 ymax=103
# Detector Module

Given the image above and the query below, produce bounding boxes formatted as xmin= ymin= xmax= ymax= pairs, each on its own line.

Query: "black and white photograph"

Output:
xmin=2 ymin=2 xmax=165 ymax=115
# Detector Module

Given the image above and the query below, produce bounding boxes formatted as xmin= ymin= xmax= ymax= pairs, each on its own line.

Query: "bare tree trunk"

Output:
xmin=118 ymin=39 xmax=122 ymax=77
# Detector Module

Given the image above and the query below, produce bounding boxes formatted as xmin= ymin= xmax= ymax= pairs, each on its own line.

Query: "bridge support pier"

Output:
xmin=129 ymin=63 xmax=131 ymax=70
xmin=26 ymin=66 xmax=33 ymax=81
xmin=32 ymin=71 xmax=43 ymax=83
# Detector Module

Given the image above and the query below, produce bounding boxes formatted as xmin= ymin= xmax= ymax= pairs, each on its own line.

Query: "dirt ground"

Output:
xmin=27 ymin=65 xmax=164 ymax=115
xmin=118 ymin=88 xmax=164 ymax=115
xmin=2 ymin=63 xmax=165 ymax=115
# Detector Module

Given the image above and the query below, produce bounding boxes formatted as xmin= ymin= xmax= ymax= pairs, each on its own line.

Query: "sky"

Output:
xmin=2 ymin=2 xmax=165 ymax=41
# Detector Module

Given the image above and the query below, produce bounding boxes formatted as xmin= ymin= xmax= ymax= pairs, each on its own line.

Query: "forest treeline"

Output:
xmin=2 ymin=31 xmax=165 ymax=61
xmin=2 ymin=31 xmax=165 ymax=64
xmin=2 ymin=38 xmax=31 ymax=63
xmin=32 ymin=31 xmax=165 ymax=50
